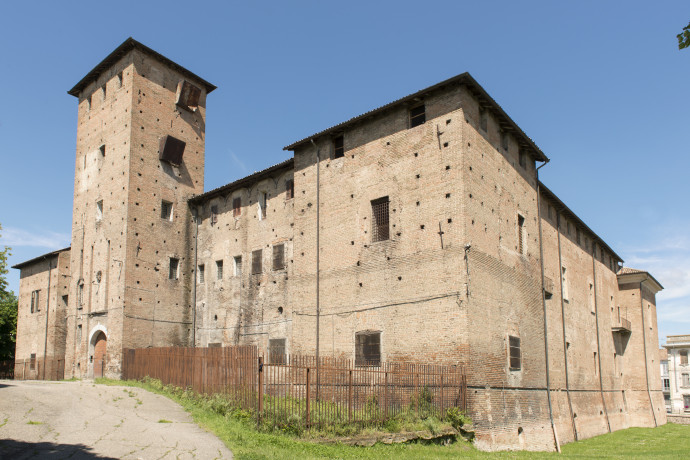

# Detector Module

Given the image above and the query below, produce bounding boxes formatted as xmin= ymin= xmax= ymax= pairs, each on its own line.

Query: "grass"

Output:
xmin=26 ymin=421 xmax=43 ymax=425
xmin=95 ymin=378 xmax=690 ymax=459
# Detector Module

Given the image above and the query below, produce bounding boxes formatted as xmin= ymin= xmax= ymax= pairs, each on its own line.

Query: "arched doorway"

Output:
xmin=93 ymin=332 xmax=107 ymax=378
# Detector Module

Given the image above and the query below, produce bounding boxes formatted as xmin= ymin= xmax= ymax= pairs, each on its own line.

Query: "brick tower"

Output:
xmin=63 ymin=38 xmax=215 ymax=378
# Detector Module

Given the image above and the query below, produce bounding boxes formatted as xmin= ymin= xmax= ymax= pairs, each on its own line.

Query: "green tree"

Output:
xmin=678 ymin=22 xmax=690 ymax=50
xmin=0 ymin=223 xmax=18 ymax=361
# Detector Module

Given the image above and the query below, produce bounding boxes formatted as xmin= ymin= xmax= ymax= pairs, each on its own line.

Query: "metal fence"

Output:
xmin=13 ymin=357 xmax=65 ymax=381
xmin=123 ymin=346 xmax=466 ymax=429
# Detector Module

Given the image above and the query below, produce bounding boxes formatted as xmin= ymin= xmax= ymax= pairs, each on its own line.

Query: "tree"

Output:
xmin=678 ymin=22 xmax=690 ymax=50
xmin=0 ymin=223 xmax=18 ymax=361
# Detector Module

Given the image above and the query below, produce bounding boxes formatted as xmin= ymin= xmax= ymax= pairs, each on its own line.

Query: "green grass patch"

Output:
xmin=95 ymin=378 xmax=690 ymax=459
xmin=158 ymin=419 xmax=172 ymax=423
xmin=26 ymin=421 xmax=43 ymax=425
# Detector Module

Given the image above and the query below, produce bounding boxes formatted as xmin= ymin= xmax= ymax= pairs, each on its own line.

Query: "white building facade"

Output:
xmin=663 ymin=335 xmax=690 ymax=413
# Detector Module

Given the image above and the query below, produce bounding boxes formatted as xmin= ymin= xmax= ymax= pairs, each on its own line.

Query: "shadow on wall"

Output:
xmin=0 ymin=439 xmax=118 ymax=459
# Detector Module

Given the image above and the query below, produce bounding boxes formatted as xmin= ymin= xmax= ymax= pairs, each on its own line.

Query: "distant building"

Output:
xmin=660 ymin=348 xmax=671 ymax=412
xmin=663 ymin=335 xmax=690 ymax=413
xmin=12 ymin=38 xmax=666 ymax=450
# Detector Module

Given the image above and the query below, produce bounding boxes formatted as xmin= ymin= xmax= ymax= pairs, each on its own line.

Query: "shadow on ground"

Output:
xmin=0 ymin=439 xmax=118 ymax=459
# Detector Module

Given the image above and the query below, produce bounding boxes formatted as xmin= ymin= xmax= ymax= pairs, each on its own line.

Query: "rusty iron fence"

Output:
xmin=123 ymin=346 xmax=466 ymax=429
xmin=13 ymin=357 xmax=65 ymax=381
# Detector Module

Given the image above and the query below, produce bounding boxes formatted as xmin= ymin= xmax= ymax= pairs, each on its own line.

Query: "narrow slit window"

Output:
xmin=272 ymin=243 xmax=285 ymax=270
xmin=169 ymin=258 xmax=179 ymax=280
xmin=517 ymin=214 xmax=525 ymax=254
xmin=334 ymin=136 xmax=344 ymax=159
xmin=233 ymin=197 xmax=241 ymax=217
xmin=161 ymin=200 xmax=173 ymax=221
xmin=252 ymin=249 xmax=262 ymax=275
xmin=210 ymin=205 xmax=218 ymax=226
xmin=198 ymin=264 xmax=205 ymax=284
xmin=234 ymin=256 xmax=242 ymax=277
xmin=501 ymin=131 xmax=509 ymax=150
xmin=216 ymin=260 xmax=223 ymax=280
xmin=30 ymin=353 xmax=36 ymax=370
xmin=409 ymin=104 xmax=426 ymax=128
xmin=99 ymin=144 xmax=106 ymax=157
xmin=479 ymin=107 xmax=488 ymax=131
xmin=355 ymin=331 xmax=381 ymax=367
xmin=519 ymin=150 xmax=527 ymax=168
xmin=285 ymin=179 xmax=294 ymax=200
xmin=96 ymin=200 xmax=103 ymax=221
xmin=259 ymin=192 xmax=267 ymax=220
xmin=509 ymin=336 xmax=521 ymax=370
xmin=31 ymin=290 xmax=40 ymax=313
xmin=371 ymin=197 xmax=390 ymax=242
xmin=562 ymin=267 xmax=569 ymax=301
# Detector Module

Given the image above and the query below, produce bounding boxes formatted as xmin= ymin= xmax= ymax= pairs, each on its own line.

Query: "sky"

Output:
xmin=1 ymin=1 xmax=688 ymax=346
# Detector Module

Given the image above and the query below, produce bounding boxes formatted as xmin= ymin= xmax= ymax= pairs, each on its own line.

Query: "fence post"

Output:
xmin=440 ymin=374 xmax=444 ymax=418
xmin=348 ymin=370 xmax=353 ymax=422
xmin=257 ymin=357 xmax=264 ymax=425
xmin=306 ymin=367 xmax=311 ymax=427
xmin=384 ymin=372 xmax=389 ymax=420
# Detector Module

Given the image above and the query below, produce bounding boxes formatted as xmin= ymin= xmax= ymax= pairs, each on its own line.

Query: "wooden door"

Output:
xmin=93 ymin=332 xmax=107 ymax=378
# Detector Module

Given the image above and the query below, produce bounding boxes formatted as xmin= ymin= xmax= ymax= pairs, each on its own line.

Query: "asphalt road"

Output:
xmin=0 ymin=380 xmax=233 ymax=459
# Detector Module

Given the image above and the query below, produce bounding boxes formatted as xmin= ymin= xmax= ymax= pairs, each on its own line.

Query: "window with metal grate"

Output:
xmin=273 ymin=244 xmax=285 ymax=270
xmin=509 ymin=336 xmax=521 ymax=370
xmin=371 ymin=197 xmax=390 ymax=242
xmin=252 ymin=249 xmax=262 ymax=275
xmin=355 ymin=331 xmax=381 ymax=367
xmin=269 ymin=338 xmax=286 ymax=365
xmin=409 ymin=104 xmax=426 ymax=128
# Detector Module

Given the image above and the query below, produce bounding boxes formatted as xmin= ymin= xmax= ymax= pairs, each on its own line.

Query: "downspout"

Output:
xmin=591 ymin=243 xmax=611 ymax=432
xmin=639 ymin=280 xmax=658 ymax=426
xmin=536 ymin=162 xmax=560 ymax=453
xmin=310 ymin=139 xmax=321 ymax=399
xmin=43 ymin=257 xmax=53 ymax=380
xmin=191 ymin=206 xmax=199 ymax=347
xmin=556 ymin=212 xmax=578 ymax=440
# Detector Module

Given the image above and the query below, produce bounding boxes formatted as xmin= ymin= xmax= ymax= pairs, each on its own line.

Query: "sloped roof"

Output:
xmin=68 ymin=37 xmax=216 ymax=97
xmin=11 ymin=247 xmax=71 ymax=270
xmin=283 ymin=72 xmax=548 ymax=162
xmin=617 ymin=266 xmax=664 ymax=290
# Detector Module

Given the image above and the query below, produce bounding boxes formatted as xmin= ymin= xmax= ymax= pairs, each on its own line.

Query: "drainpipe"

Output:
xmin=639 ymin=280 xmax=658 ymax=426
xmin=556 ymin=212 xmax=578 ymax=440
xmin=43 ymin=258 xmax=53 ymax=380
xmin=536 ymin=161 xmax=560 ymax=452
xmin=191 ymin=206 xmax=199 ymax=347
xmin=310 ymin=139 xmax=321 ymax=400
xmin=591 ymin=243 xmax=611 ymax=432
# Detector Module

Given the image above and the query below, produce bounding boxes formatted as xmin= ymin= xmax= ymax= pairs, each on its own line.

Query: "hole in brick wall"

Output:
xmin=351 ymin=241 xmax=355 ymax=245
xmin=446 ymin=119 xmax=451 ymax=124
xmin=359 ymin=282 xmax=362 ymax=287
xmin=351 ymin=194 xmax=354 ymax=198
xmin=468 ymin=142 xmax=471 ymax=147
xmin=446 ymin=193 xmax=451 ymax=198
xmin=386 ymin=142 xmax=390 ymax=145
xmin=469 ymin=166 xmax=472 ymax=171
xmin=420 ymin=225 xmax=425 ymax=229
xmin=448 ymin=218 xmax=452 ymax=223
xmin=214 ymin=315 xmax=218 ymax=321
xmin=351 ymin=155 xmax=354 ymax=158
xmin=398 ymin=276 xmax=402 ymax=281
xmin=446 ymin=165 xmax=450 ymax=170
xmin=416 ymin=174 xmax=420 ymax=179
xmin=278 ymin=307 xmax=283 ymax=314
xmin=443 ymin=142 xmax=449 ymax=148
xmin=414 ymin=152 xmax=418 ymax=157
xmin=471 ymin=220 xmax=475 ymax=225
xmin=469 ymin=194 xmax=473 ymax=198
xmin=357 ymin=261 xmax=360 ymax=266
xmin=416 ymin=201 xmax=420 ymax=206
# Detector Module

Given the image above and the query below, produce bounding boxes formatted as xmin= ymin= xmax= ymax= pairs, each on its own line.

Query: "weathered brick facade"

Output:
xmin=12 ymin=38 xmax=665 ymax=450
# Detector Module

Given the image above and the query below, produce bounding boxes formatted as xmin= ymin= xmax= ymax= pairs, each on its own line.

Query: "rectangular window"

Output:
xmin=371 ymin=197 xmax=390 ymax=242
xmin=169 ymin=258 xmax=179 ymax=280
xmin=31 ymin=290 xmax=40 ymax=313
xmin=479 ymin=107 xmax=488 ymax=131
xmin=663 ymin=378 xmax=670 ymax=391
xmin=355 ymin=331 xmax=381 ymax=367
xmin=333 ymin=135 xmax=344 ymax=159
xmin=210 ymin=205 xmax=218 ymax=226
xmin=216 ymin=260 xmax=223 ymax=280
xmin=409 ymin=104 xmax=426 ymax=128
xmin=681 ymin=350 xmax=688 ymax=365
xmin=30 ymin=353 xmax=36 ymax=371
xmin=161 ymin=200 xmax=173 ymax=221
xmin=683 ymin=373 xmax=690 ymax=387
xmin=252 ymin=249 xmax=262 ymax=275
xmin=96 ymin=200 xmax=103 ymax=221
xmin=233 ymin=197 xmax=241 ymax=217
xmin=176 ymin=80 xmax=201 ymax=111
xmin=77 ymin=324 xmax=82 ymax=343
xmin=234 ymin=256 xmax=242 ymax=277
xmin=259 ymin=192 xmax=267 ymax=220
xmin=519 ymin=150 xmax=526 ymax=168
xmin=272 ymin=244 xmax=285 ymax=270
xmin=685 ymin=395 xmax=690 ymax=411
xmin=269 ymin=338 xmax=287 ymax=365
xmin=158 ymin=135 xmax=186 ymax=165
xmin=285 ymin=179 xmax=294 ymax=200
xmin=509 ymin=336 xmax=521 ymax=370
xmin=517 ymin=214 xmax=525 ymax=254
xmin=198 ymin=264 xmax=205 ymax=284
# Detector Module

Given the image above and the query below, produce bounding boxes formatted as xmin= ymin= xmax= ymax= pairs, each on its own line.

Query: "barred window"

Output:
xmin=409 ymin=104 xmax=426 ymax=128
xmin=272 ymin=244 xmax=285 ymax=270
xmin=169 ymin=258 xmax=179 ymax=280
xmin=31 ymin=290 xmax=40 ymax=313
xmin=216 ymin=260 xmax=223 ymax=280
xmin=355 ymin=331 xmax=381 ymax=367
xmin=198 ymin=264 xmax=205 ymax=284
xmin=334 ymin=136 xmax=344 ymax=159
xmin=30 ymin=353 xmax=36 ymax=370
xmin=269 ymin=338 xmax=286 ymax=365
xmin=371 ymin=197 xmax=390 ymax=242
xmin=252 ymin=249 xmax=262 ymax=275
xmin=233 ymin=197 xmax=241 ymax=217
xmin=509 ymin=336 xmax=521 ymax=370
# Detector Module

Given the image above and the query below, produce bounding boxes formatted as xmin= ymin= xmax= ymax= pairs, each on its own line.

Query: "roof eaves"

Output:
xmin=538 ymin=181 xmax=623 ymax=263
xmin=11 ymin=247 xmax=71 ymax=270
xmin=68 ymin=37 xmax=217 ymax=97
xmin=189 ymin=158 xmax=294 ymax=204
xmin=282 ymin=72 xmax=548 ymax=162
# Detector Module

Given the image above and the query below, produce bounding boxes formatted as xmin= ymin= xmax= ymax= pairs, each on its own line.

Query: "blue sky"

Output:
xmin=1 ymin=1 xmax=688 ymax=346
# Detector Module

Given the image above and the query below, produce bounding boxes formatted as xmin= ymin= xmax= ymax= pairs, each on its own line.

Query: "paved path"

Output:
xmin=0 ymin=380 xmax=233 ymax=459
